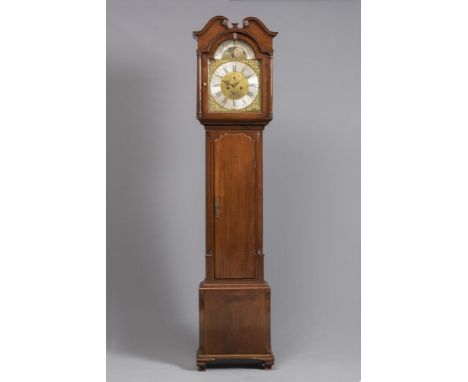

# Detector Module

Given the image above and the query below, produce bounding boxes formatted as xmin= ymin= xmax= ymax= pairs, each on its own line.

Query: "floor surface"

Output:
xmin=107 ymin=349 xmax=359 ymax=382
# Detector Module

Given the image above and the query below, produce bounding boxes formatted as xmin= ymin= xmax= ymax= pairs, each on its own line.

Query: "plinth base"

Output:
xmin=197 ymin=281 xmax=273 ymax=370
xmin=196 ymin=350 xmax=274 ymax=370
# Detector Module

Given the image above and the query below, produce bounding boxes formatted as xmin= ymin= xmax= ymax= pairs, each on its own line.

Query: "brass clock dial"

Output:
xmin=209 ymin=60 xmax=260 ymax=112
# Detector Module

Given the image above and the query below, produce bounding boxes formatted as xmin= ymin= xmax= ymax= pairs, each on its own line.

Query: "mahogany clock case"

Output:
xmin=194 ymin=16 xmax=277 ymax=370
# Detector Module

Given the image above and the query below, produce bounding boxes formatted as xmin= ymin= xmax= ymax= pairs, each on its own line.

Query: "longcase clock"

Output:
xmin=193 ymin=16 xmax=277 ymax=370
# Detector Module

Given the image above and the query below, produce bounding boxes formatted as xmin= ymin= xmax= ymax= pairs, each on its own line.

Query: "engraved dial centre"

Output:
xmin=221 ymin=72 xmax=249 ymax=100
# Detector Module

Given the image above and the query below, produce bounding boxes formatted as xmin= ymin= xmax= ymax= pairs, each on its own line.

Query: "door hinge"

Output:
xmin=253 ymin=160 xmax=256 ymax=169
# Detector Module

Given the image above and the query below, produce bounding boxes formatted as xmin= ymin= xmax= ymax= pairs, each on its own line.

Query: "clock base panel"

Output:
xmin=198 ymin=281 xmax=273 ymax=369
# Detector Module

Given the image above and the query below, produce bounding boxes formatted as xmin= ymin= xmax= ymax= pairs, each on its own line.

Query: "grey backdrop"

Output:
xmin=107 ymin=1 xmax=360 ymax=381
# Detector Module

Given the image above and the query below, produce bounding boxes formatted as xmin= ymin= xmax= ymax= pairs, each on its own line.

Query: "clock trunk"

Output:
xmin=213 ymin=132 xmax=258 ymax=279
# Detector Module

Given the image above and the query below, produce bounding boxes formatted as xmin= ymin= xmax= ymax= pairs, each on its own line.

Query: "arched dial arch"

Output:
xmin=213 ymin=39 xmax=256 ymax=59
